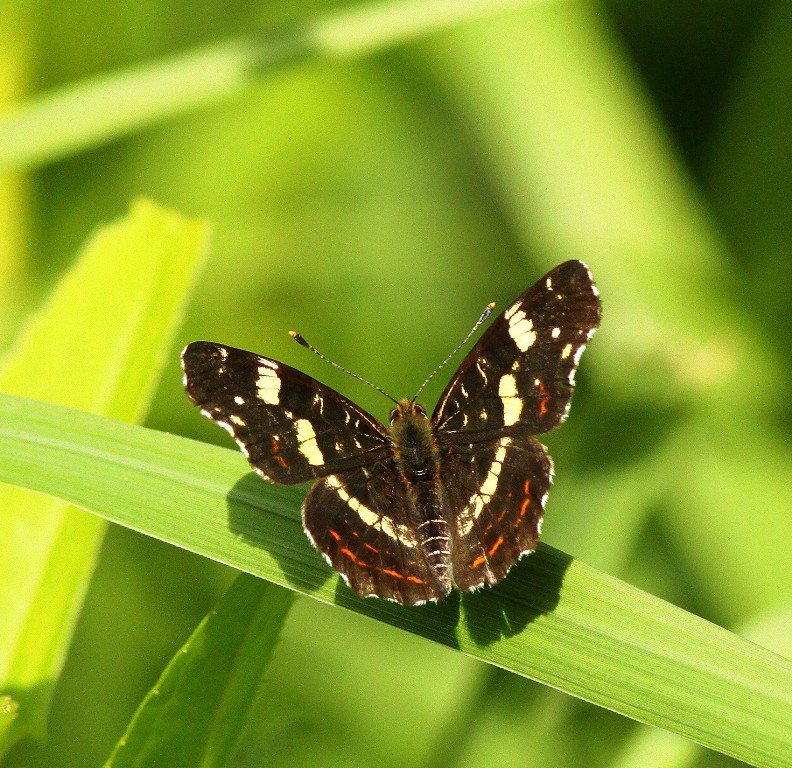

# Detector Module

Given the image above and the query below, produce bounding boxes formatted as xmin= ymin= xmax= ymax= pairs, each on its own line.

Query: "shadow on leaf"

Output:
xmin=226 ymin=472 xmax=333 ymax=595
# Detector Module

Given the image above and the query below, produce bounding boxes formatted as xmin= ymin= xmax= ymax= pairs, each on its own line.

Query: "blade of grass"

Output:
xmin=0 ymin=698 xmax=19 ymax=747
xmin=0 ymin=200 xmax=209 ymax=754
xmin=103 ymin=574 xmax=294 ymax=768
xmin=0 ymin=0 xmax=544 ymax=173
xmin=0 ymin=393 xmax=790 ymax=768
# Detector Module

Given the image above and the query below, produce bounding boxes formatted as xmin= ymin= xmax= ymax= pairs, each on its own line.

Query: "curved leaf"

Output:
xmin=0 ymin=393 xmax=790 ymax=768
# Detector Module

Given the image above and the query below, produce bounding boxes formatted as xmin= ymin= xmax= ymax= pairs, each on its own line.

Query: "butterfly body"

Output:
xmin=182 ymin=260 xmax=600 ymax=605
xmin=389 ymin=399 xmax=437 ymax=481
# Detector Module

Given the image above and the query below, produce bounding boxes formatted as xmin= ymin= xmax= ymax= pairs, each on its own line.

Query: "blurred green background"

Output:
xmin=2 ymin=0 xmax=792 ymax=766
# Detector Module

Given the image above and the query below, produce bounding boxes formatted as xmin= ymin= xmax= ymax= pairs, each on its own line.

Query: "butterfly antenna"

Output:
xmin=412 ymin=302 xmax=495 ymax=402
xmin=290 ymin=331 xmax=399 ymax=404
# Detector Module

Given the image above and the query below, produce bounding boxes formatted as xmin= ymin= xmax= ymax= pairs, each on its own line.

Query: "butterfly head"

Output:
xmin=388 ymin=399 xmax=438 ymax=482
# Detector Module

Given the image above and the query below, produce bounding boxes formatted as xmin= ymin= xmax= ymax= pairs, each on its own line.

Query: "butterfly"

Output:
xmin=182 ymin=260 xmax=600 ymax=605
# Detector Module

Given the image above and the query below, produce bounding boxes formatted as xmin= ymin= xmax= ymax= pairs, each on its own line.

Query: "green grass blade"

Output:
xmin=0 ymin=0 xmax=542 ymax=173
xmin=0 ymin=393 xmax=790 ymax=768
xmin=0 ymin=201 xmax=209 ymax=753
xmin=104 ymin=574 xmax=294 ymax=768
xmin=0 ymin=698 xmax=19 ymax=747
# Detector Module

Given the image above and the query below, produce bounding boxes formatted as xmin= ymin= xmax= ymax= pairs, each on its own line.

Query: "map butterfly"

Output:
xmin=182 ymin=260 xmax=601 ymax=605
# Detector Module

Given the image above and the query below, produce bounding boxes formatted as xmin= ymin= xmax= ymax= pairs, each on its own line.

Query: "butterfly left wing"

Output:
xmin=184 ymin=341 xmax=449 ymax=604
xmin=182 ymin=341 xmax=391 ymax=484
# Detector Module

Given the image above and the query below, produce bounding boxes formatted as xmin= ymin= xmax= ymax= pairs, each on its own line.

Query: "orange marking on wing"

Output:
xmin=364 ymin=542 xmax=379 ymax=554
xmin=471 ymin=554 xmax=486 ymax=568
xmin=329 ymin=529 xmax=342 ymax=542
xmin=518 ymin=480 xmax=533 ymax=517
xmin=488 ymin=536 xmax=505 ymax=556
xmin=337 ymin=546 xmax=420 ymax=586
xmin=380 ymin=567 xmax=405 ymax=580
xmin=340 ymin=547 xmax=367 ymax=567
xmin=270 ymin=437 xmax=288 ymax=469
xmin=536 ymin=381 xmax=550 ymax=416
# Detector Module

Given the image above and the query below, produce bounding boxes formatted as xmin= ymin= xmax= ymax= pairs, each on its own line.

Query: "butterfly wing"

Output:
xmin=303 ymin=464 xmax=452 ymax=604
xmin=441 ymin=436 xmax=552 ymax=590
xmin=432 ymin=260 xmax=601 ymax=439
xmin=432 ymin=260 xmax=599 ymax=590
xmin=182 ymin=341 xmax=391 ymax=484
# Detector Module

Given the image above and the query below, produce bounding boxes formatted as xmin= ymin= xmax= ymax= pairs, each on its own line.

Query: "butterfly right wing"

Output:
xmin=441 ymin=435 xmax=552 ymax=591
xmin=182 ymin=341 xmax=391 ymax=485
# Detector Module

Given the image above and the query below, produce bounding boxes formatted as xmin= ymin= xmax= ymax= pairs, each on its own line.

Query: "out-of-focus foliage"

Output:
xmin=0 ymin=199 xmax=209 ymax=756
xmin=1 ymin=0 xmax=790 ymax=766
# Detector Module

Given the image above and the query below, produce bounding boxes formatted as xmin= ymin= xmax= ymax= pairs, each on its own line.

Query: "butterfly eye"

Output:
xmin=388 ymin=408 xmax=399 ymax=424
xmin=413 ymin=404 xmax=427 ymax=418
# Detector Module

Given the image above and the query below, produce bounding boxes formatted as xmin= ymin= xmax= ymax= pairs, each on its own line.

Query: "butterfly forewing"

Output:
xmin=182 ymin=341 xmax=390 ymax=484
xmin=433 ymin=260 xmax=600 ymax=441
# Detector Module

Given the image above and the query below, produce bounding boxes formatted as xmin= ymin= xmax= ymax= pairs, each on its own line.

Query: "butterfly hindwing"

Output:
xmin=441 ymin=437 xmax=552 ymax=591
xmin=433 ymin=260 xmax=600 ymax=440
xmin=182 ymin=341 xmax=390 ymax=484
xmin=303 ymin=465 xmax=452 ymax=604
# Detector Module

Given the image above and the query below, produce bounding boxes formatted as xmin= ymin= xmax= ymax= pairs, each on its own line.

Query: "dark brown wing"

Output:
xmin=303 ymin=464 xmax=453 ymax=605
xmin=182 ymin=341 xmax=391 ymax=485
xmin=441 ymin=436 xmax=552 ymax=591
xmin=433 ymin=260 xmax=600 ymax=442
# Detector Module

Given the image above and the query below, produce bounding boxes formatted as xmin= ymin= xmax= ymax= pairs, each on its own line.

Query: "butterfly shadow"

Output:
xmin=225 ymin=473 xmax=569 ymax=648
xmin=460 ymin=545 xmax=571 ymax=646
xmin=226 ymin=473 xmax=335 ymax=596
xmin=225 ymin=474 xmax=467 ymax=643
xmin=337 ymin=547 xmax=569 ymax=650
xmin=332 ymin=579 xmax=465 ymax=648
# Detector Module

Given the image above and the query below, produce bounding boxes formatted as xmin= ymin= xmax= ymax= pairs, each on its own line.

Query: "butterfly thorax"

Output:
xmin=388 ymin=399 xmax=439 ymax=483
